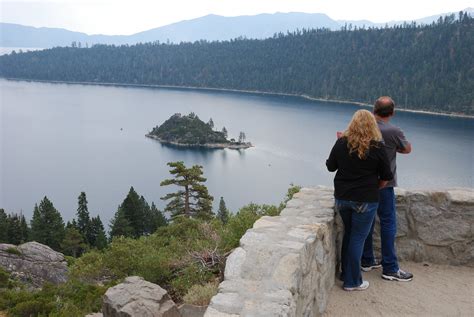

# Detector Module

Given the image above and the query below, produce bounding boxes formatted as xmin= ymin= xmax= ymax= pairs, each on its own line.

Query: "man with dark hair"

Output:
xmin=362 ymin=96 xmax=414 ymax=282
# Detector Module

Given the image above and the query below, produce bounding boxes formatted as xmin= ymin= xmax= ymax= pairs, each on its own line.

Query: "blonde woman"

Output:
xmin=326 ymin=109 xmax=393 ymax=291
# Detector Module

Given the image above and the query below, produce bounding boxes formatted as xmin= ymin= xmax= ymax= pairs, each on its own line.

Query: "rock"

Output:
xmin=102 ymin=276 xmax=181 ymax=317
xmin=0 ymin=241 xmax=68 ymax=287
xmin=85 ymin=314 xmax=104 ymax=317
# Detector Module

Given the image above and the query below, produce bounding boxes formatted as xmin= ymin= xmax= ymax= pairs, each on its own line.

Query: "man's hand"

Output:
xmin=379 ymin=180 xmax=389 ymax=189
xmin=397 ymin=142 xmax=412 ymax=154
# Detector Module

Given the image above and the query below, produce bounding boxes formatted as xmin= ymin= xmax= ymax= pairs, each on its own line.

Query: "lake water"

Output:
xmin=1 ymin=79 xmax=473 ymax=227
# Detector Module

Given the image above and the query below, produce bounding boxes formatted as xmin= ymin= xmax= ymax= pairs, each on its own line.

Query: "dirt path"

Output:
xmin=324 ymin=262 xmax=474 ymax=317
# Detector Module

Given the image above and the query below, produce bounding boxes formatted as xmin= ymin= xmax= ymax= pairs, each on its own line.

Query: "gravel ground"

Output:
xmin=324 ymin=262 xmax=474 ymax=317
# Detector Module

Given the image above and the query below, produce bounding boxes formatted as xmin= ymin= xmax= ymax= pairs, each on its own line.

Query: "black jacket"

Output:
xmin=326 ymin=138 xmax=393 ymax=202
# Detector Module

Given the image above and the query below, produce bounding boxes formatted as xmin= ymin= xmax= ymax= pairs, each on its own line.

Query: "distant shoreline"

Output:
xmin=3 ymin=78 xmax=473 ymax=119
xmin=145 ymin=134 xmax=253 ymax=150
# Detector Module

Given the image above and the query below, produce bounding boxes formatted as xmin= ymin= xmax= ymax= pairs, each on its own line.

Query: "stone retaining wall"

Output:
xmin=205 ymin=187 xmax=338 ymax=317
xmin=205 ymin=187 xmax=473 ymax=317
xmin=382 ymin=188 xmax=474 ymax=266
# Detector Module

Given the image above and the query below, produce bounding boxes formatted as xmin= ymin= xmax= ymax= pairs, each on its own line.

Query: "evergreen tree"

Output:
xmin=6 ymin=214 xmax=23 ymax=245
xmin=61 ymin=227 xmax=87 ymax=257
xmin=30 ymin=197 xmax=65 ymax=251
xmin=221 ymin=127 xmax=228 ymax=139
xmin=89 ymin=216 xmax=107 ymax=250
xmin=76 ymin=192 xmax=91 ymax=242
xmin=109 ymin=206 xmax=134 ymax=238
xmin=161 ymin=161 xmax=214 ymax=219
xmin=19 ymin=215 xmax=29 ymax=243
xmin=207 ymin=118 xmax=214 ymax=129
xmin=109 ymin=187 xmax=152 ymax=238
xmin=144 ymin=202 xmax=167 ymax=234
xmin=0 ymin=209 xmax=8 ymax=243
xmin=217 ymin=197 xmax=230 ymax=224
xmin=151 ymin=202 xmax=168 ymax=229
xmin=238 ymin=132 xmax=246 ymax=143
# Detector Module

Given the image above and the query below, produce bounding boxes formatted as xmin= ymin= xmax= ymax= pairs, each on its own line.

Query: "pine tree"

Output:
xmin=76 ymin=192 xmax=91 ymax=242
xmin=161 ymin=161 xmax=214 ymax=219
xmin=19 ymin=215 xmax=29 ymax=243
xmin=0 ymin=209 xmax=8 ymax=243
xmin=151 ymin=202 xmax=168 ymax=229
xmin=89 ymin=216 xmax=107 ymax=250
xmin=207 ymin=118 xmax=214 ymax=129
xmin=221 ymin=127 xmax=228 ymax=139
xmin=109 ymin=187 xmax=151 ymax=238
xmin=217 ymin=197 xmax=230 ymax=224
xmin=238 ymin=132 xmax=246 ymax=143
xmin=144 ymin=202 xmax=167 ymax=234
xmin=7 ymin=214 xmax=23 ymax=245
xmin=110 ymin=206 xmax=133 ymax=238
xmin=30 ymin=197 xmax=65 ymax=251
xmin=61 ymin=227 xmax=86 ymax=257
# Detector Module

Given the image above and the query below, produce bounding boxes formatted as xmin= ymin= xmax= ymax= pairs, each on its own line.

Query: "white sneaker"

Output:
xmin=344 ymin=280 xmax=369 ymax=291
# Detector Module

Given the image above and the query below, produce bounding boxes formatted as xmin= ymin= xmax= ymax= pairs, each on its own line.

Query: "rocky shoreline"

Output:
xmin=145 ymin=134 xmax=253 ymax=149
xmin=5 ymin=78 xmax=473 ymax=119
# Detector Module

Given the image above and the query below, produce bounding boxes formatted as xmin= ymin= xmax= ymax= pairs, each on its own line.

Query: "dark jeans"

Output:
xmin=336 ymin=199 xmax=378 ymax=288
xmin=362 ymin=187 xmax=400 ymax=274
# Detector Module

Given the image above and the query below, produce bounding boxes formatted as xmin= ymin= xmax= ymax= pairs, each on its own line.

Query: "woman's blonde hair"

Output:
xmin=343 ymin=109 xmax=382 ymax=159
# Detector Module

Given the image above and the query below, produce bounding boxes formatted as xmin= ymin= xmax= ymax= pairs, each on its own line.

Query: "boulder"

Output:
xmin=0 ymin=241 xmax=68 ymax=287
xmin=102 ymin=276 xmax=181 ymax=317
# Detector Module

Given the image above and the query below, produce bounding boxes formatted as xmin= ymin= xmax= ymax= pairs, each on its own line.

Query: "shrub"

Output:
xmin=170 ymin=264 xmax=214 ymax=301
xmin=5 ymin=247 xmax=21 ymax=256
xmin=183 ymin=281 xmax=219 ymax=306
xmin=9 ymin=299 xmax=54 ymax=317
xmin=0 ymin=267 xmax=9 ymax=288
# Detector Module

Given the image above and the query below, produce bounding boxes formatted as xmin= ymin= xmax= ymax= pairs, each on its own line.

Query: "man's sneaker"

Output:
xmin=361 ymin=260 xmax=382 ymax=272
xmin=344 ymin=280 xmax=369 ymax=291
xmin=382 ymin=269 xmax=413 ymax=282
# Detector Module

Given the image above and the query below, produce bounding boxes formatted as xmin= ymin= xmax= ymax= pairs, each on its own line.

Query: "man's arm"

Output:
xmin=394 ymin=127 xmax=412 ymax=154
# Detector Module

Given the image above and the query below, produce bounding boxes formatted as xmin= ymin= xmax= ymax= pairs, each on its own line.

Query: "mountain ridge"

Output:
xmin=1 ymin=8 xmax=472 ymax=48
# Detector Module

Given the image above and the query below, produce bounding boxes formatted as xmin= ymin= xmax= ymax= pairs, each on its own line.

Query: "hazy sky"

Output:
xmin=1 ymin=0 xmax=472 ymax=35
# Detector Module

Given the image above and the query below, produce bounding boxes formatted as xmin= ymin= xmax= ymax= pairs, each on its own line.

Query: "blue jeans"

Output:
xmin=362 ymin=187 xmax=400 ymax=274
xmin=336 ymin=199 xmax=378 ymax=288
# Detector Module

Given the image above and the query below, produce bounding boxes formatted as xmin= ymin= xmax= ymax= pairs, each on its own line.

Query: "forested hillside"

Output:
xmin=0 ymin=13 xmax=472 ymax=114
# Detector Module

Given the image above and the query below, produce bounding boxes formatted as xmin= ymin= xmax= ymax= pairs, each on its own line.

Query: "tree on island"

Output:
xmin=217 ymin=197 xmax=230 ymax=224
xmin=207 ymin=118 xmax=214 ymax=129
xmin=161 ymin=161 xmax=214 ymax=220
xmin=30 ymin=197 xmax=65 ymax=251
xmin=222 ymin=127 xmax=228 ymax=139
xmin=238 ymin=132 xmax=246 ymax=143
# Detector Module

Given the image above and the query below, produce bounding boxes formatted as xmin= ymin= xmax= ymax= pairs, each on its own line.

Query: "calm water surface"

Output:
xmin=1 ymin=79 xmax=473 ymax=225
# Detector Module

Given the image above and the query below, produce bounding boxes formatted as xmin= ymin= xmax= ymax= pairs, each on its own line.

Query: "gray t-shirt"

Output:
xmin=377 ymin=120 xmax=409 ymax=187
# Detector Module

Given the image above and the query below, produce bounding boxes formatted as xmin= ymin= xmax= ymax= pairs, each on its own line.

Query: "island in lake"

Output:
xmin=146 ymin=113 xmax=253 ymax=149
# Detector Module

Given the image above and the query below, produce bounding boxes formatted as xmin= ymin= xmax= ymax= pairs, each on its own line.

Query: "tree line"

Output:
xmin=0 ymin=161 xmax=231 ymax=257
xmin=0 ymin=12 xmax=472 ymax=114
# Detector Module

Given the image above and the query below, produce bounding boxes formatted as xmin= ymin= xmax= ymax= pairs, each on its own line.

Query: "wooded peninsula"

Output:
xmin=0 ymin=13 xmax=472 ymax=115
